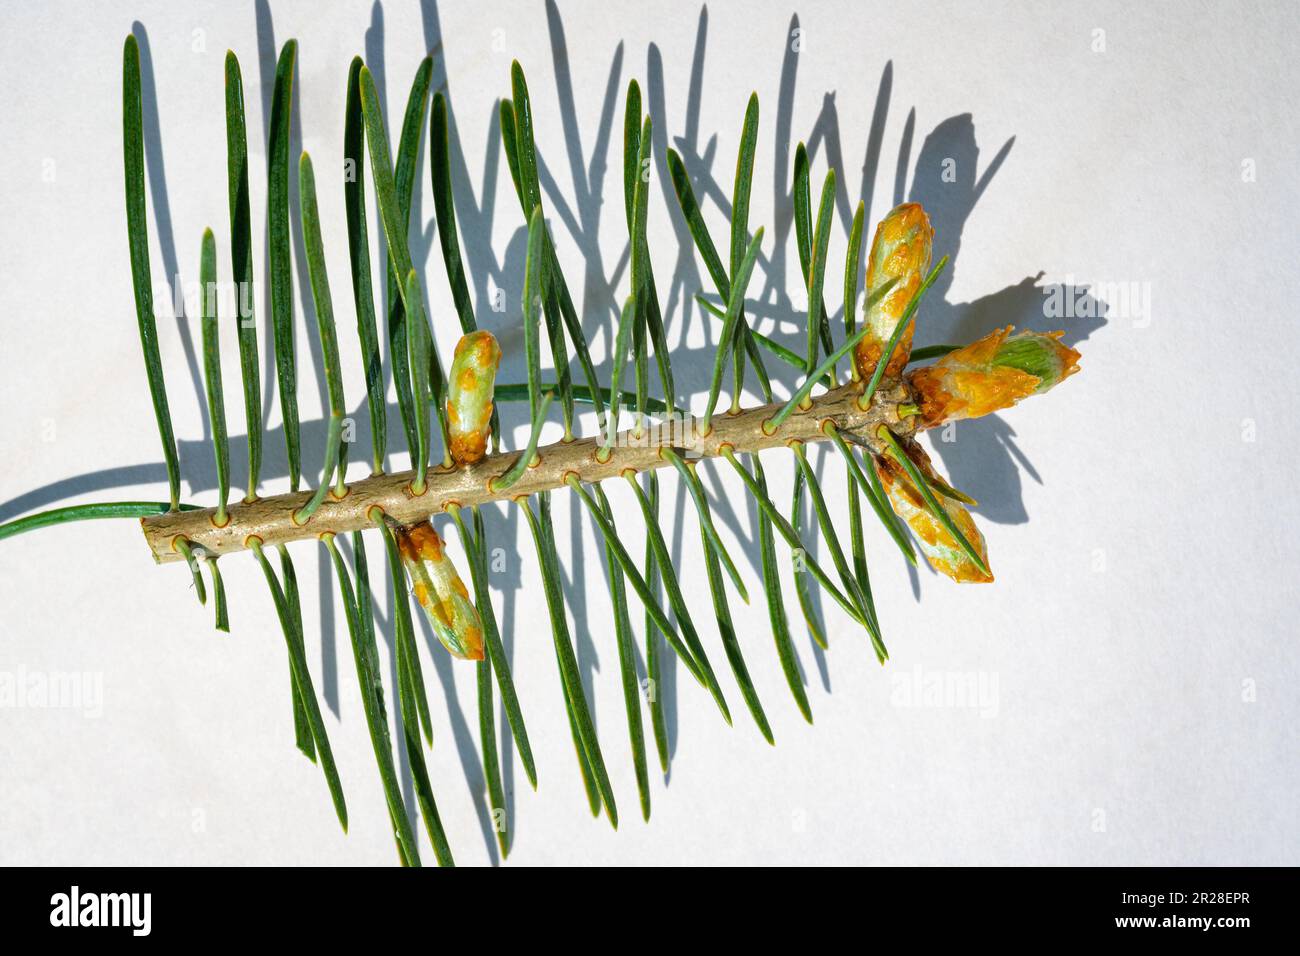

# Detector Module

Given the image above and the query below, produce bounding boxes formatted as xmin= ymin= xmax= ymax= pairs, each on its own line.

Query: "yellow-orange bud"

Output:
xmin=394 ymin=520 xmax=485 ymax=660
xmin=446 ymin=330 xmax=501 ymax=466
xmin=853 ymin=202 xmax=933 ymax=382
xmin=872 ymin=437 xmax=992 ymax=584
xmin=908 ymin=326 xmax=1080 ymax=429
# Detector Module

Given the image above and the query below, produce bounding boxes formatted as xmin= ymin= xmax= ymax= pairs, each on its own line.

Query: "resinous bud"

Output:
xmin=872 ymin=437 xmax=993 ymax=584
xmin=853 ymin=202 xmax=933 ymax=382
xmin=446 ymin=330 xmax=502 ymax=466
xmin=394 ymin=520 xmax=485 ymax=660
xmin=908 ymin=326 xmax=1080 ymax=429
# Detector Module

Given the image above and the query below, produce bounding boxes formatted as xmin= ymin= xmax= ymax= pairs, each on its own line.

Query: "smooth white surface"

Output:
xmin=1 ymin=0 xmax=1297 ymax=866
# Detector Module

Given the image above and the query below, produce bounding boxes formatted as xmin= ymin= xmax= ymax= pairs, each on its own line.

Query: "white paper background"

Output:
xmin=1 ymin=0 xmax=1296 ymax=866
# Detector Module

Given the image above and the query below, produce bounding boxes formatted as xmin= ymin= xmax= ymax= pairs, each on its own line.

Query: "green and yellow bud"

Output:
xmin=394 ymin=520 xmax=485 ymax=660
xmin=853 ymin=202 xmax=933 ymax=382
xmin=907 ymin=325 xmax=1080 ymax=430
xmin=872 ymin=437 xmax=992 ymax=584
xmin=446 ymin=330 xmax=502 ymax=466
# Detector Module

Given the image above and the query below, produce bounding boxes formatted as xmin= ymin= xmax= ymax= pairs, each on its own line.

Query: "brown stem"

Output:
xmin=141 ymin=380 xmax=918 ymax=564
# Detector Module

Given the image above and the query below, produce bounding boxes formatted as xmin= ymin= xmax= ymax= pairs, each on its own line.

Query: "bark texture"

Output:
xmin=141 ymin=381 xmax=916 ymax=564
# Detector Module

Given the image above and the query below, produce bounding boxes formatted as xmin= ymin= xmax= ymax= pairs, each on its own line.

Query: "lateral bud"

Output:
xmin=393 ymin=519 xmax=485 ymax=660
xmin=871 ymin=436 xmax=993 ymax=584
xmin=446 ymin=330 xmax=502 ymax=466
xmin=854 ymin=202 xmax=934 ymax=382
